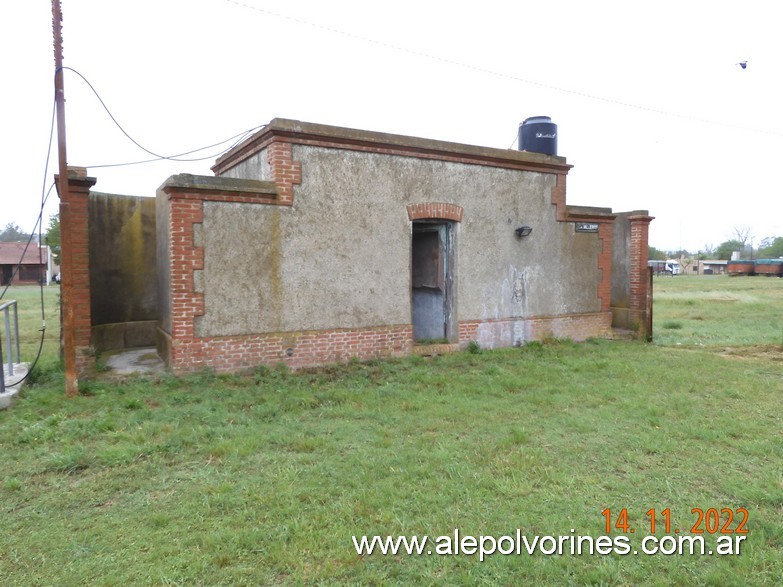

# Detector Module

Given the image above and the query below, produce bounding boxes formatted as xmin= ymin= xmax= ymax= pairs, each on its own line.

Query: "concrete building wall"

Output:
xmin=611 ymin=213 xmax=632 ymax=324
xmin=89 ymin=192 xmax=158 ymax=352
xmin=610 ymin=211 xmax=654 ymax=336
xmin=156 ymin=188 xmax=172 ymax=335
xmin=220 ymin=149 xmax=271 ymax=182
xmin=155 ymin=119 xmax=644 ymax=373
xmin=196 ymin=145 xmax=602 ymax=340
xmin=88 ymin=193 xmax=158 ymax=323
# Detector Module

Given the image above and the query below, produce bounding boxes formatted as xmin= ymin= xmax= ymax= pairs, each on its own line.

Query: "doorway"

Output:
xmin=411 ymin=221 xmax=454 ymax=342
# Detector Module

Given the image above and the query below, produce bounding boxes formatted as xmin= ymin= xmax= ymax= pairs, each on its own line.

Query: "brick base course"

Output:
xmin=162 ymin=312 xmax=611 ymax=374
xmin=163 ymin=324 xmax=413 ymax=373
xmin=460 ymin=312 xmax=611 ymax=349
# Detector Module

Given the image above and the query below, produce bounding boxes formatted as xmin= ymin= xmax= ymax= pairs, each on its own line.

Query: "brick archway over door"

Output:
xmin=406 ymin=203 xmax=463 ymax=223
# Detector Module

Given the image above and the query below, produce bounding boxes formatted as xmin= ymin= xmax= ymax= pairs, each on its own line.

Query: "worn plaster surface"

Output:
xmin=196 ymin=144 xmax=602 ymax=338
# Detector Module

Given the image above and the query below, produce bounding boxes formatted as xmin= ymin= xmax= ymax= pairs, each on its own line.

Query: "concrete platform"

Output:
xmin=0 ymin=362 xmax=29 ymax=410
xmin=102 ymin=347 xmax=165 ymax=376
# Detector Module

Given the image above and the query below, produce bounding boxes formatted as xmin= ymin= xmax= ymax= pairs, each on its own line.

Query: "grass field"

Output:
xmin=0 ymin=285 xmax=61 ymax=372
xmin=1 ymin=277 xmax=782 ymax=585
xmin=653 ymin=274 xmax=783 ymax=348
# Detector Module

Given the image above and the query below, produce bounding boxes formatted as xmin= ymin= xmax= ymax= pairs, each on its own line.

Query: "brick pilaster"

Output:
xmin=629 ymin=214 xmax=654 ymax=338
xmin=56 ymin=167 xmax=98 ymax=378
xmin=267 ymin=141 xmax=302 ymax=205
xmin=168 ymin=199 xmax=205 ymax=342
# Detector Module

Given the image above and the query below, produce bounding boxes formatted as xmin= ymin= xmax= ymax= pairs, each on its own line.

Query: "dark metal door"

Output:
xmin=411 ymin=223 xmax=450 ymax=341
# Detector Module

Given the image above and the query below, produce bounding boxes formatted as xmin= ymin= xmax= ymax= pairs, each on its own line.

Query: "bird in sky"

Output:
xmin=737 ymin=61 xmax=748 ymax=69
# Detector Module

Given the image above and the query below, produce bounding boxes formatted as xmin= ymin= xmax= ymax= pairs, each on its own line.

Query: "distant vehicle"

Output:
xmin=648 ymin=259 xmax=680 ymax=276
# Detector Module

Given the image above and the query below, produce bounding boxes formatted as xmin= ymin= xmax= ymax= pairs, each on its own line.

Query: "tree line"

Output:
xmin=0 ymin=217 xmax=61 ymax=264
xmin=650 ymin=226 xmax=783 ymax=262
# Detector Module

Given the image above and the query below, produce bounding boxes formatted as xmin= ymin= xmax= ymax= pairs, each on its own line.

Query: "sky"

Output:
xmin=2 ymin=0 xmax=781 ymax=253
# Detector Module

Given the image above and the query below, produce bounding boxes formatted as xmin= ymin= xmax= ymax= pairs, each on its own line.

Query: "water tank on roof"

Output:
xmin=518 ymin=116 xmax=557 ymax=156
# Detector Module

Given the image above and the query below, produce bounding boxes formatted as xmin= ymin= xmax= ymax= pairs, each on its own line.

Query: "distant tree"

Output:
xmin=0 ymin=222 xmax=31 ymax=242
xmin=701 ymin=244 xmax=715 ymax=258
xmin=715 ymin=239 xmax=744 ymax=260
xmin=757 ymin=236 xmax=783 ymax=259
xmin=45 ymin=214 xmax=61 ymax=265
xmin=732 ymin=226 xmax=754 ymax=258
xmin=648 ymin=246 xmax=667 ymax=261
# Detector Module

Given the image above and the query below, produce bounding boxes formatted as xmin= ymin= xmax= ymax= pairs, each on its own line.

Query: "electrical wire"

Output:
xmin=0 ymin=68 xmax=266 ymax=388
xmin=222 ymin=0 xmax=783 ymax=139
xmin=0 ymin=90 xmax=56 ymax=302
xmin=59 ymin=66 xmax=266 ymax=169
xmin=85 ymin=125 xmax=264 ymax=169
xmin=0 ymin=89 xmax=57 ymax=385
xmin=1 ymin=68 xmax=264 ymax=388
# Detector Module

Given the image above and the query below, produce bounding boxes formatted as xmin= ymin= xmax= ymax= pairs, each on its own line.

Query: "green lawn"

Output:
xmin=1 ymin=279 xmax=782 ymax=585
xmin=0 ymin=285 xmax=61 ymax=372
xmin=653 ymin=274 xmax=783 ymax=348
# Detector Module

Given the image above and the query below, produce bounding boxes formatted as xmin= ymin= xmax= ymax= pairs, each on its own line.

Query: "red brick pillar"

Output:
xmin=267 ymin=141 xmax=301 ymax=206
xmin=56 ymin=167 xmax=97 ymax=389
xmin=629 ymin=214 xmax=654 ymax=338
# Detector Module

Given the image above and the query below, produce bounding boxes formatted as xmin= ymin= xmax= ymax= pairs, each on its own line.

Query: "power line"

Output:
xmin=60 ymin=67 xmax=267 ymax=169
xmin=221 ymin=0 xmax=783 ymax=139
xmin=85 ymin=126 xmax=264 ymax=169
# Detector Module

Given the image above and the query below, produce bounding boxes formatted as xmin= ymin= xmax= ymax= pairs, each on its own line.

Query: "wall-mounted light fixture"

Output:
xmin=515 ymin=225 xmax=533 ymax=238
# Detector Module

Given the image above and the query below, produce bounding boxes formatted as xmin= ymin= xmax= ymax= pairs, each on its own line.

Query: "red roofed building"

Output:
xmin=0 ymin=242 xmax=52 ymax=286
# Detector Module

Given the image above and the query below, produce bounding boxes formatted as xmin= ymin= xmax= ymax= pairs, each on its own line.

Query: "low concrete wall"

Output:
xmin=92 ymin=321 xmax=158 ymax=353
xmin=611 ymin=213 xmax=632 ymax=329
xmin=610 ymin=210 xmax=653 ymax=335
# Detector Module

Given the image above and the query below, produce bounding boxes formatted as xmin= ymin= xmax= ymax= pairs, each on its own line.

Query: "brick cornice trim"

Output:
xmin=406 ymin=202 xmax=464 ymax=222
xmin=160 ymin=174 xmax=279 ymax=205
xmin=212 ymin=119 xmax=573 ymax=177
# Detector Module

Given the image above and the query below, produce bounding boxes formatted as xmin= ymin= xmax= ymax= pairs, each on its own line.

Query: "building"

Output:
xmin=151 ymin=118 xmax=653 ymax=373
xmin=0 ymin=242 xmax=51 ymax=286
xmin=697 ymin=260 xmax=727 ymax=275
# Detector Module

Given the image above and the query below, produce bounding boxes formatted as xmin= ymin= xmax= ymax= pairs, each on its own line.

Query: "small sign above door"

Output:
xmin=575 ymin=222 xmax=599 ymax=233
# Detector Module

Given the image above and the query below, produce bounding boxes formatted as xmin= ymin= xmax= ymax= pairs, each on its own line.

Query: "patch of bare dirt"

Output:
xmin=718 ymin=344 xmax=783 ymax=362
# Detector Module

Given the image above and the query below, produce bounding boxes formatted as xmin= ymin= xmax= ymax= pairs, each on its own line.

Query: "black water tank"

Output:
xmin=518 ymin=116 xmax=557 ymax=156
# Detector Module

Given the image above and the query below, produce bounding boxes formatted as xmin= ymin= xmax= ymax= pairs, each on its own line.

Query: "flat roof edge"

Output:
xmin=159 ymin=174 xmax=277 ymax=194
xmin=213 ymin=118 xmax=572 ymax=175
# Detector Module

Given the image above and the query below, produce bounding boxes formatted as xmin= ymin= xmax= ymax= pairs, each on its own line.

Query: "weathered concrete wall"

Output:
xmin=89 ymin=192 xmax=157 ymax=351
xmin=156 ymin=189 xmax=171 ymax=335
xmin=196 ymin=145 xmax=601 ymax=340
xmin=220 ymin=148 xmax=271 ymax=182
xmin=611 ymin=213 xmax=632 ymax=312
xmin=609 ymin=211 xmax=654 ymax=333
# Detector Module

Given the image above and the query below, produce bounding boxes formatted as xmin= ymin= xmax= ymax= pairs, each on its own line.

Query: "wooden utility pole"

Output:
xmin=52 ymin=0 xmax=78 ymax=396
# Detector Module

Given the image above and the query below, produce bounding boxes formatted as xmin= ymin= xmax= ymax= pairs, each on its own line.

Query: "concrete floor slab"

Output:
xmin=103 ymin=347 xmax=165 ymax=376
xmin=1 ymin=362 xmax=29 ymax=410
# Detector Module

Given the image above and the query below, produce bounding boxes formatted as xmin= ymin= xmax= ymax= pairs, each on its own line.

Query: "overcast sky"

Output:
xmin=2 ymin=0 xmax=781 ymax=253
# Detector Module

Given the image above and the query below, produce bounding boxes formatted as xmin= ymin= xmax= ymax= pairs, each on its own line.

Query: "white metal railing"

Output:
xmin=0 ymin=299 xmax=21 ymax=394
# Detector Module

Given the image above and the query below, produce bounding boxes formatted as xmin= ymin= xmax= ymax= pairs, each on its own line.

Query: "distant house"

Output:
xmin=697 ymin=260 xmax=727 ymax=275
xmin=0 ymin=242 xmax=51 ymax=286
